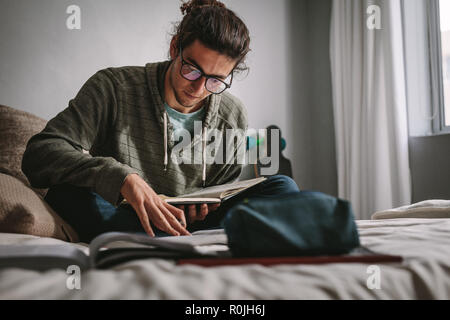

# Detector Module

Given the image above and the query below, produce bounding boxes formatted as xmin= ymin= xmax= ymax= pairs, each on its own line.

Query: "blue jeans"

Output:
xmin=44 ymin=175 xmax=300 ymax=243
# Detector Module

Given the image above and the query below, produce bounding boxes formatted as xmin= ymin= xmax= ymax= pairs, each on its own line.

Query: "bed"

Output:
xmin=1 ymin=105 xmax=449 ymax=299
xmin=0 ymin=217 xmax=449 ymax=299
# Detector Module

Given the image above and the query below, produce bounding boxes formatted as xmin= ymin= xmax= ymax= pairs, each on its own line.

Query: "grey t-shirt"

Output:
xmin=164 ymin=103 xmax=206 ymax=139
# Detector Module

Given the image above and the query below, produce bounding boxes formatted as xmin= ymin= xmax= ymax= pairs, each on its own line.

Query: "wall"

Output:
xmin=287 ymin=0 xmax=337 ymax=195
xmin=409 ymin=134 xmax=450 ymax=202
xmin=0 ymin=0 xmax=180 ymax=120
xmin=304 ymin=0 xmax=336 ymax=196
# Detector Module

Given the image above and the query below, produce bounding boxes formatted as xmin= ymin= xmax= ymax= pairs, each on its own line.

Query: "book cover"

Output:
xmin=161 ymin=177 xmax=267 ymax=205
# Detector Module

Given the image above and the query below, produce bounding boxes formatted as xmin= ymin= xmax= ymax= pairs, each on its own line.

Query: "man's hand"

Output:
xmin=177 ymin=203 xmax=221 ymax=225
xmin=120 ymin=174 xmax=190 ymax=237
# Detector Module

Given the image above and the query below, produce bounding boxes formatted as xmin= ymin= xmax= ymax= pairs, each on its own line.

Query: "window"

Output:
xmin=441 ymin=0 xmax=450 ymax=127
xmin=402 ymin=0 xmax=434 ymax=136
xmin=430 ymin=0 xmax=450 ymax=133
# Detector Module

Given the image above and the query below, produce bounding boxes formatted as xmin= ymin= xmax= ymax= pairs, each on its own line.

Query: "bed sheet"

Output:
xmin=0 ymin=218 xmax=449 ymax=299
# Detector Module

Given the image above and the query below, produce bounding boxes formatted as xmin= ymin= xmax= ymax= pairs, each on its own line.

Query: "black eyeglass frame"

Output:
xmin=179 ymin=48 xmax=233 ymax=95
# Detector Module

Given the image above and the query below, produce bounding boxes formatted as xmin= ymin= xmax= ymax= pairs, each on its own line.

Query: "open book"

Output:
xmin=0 ymin=229 xmax=230 ymax=271
xmin=159 ymin=177 xmax=267 ymax=205
xmin=0 ymin=229 xmax=403 ymax=271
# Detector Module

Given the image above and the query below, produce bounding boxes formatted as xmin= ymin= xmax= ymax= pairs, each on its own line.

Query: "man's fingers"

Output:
xmin=197 ymin=203 xmax=208 ymax=220
xmin=188 ymin=205 xmax=196 ymax=224
xmin=178 ymin=205 xmax=187 ymax=226
xmin=146 ymin=202 xmax=180 ymax=236
xmin=135 ymin=203 xmax=155 ymax=237
xmin=208 ymin=203 xmax=221 ymax=212
xmin=165 ymin=202 xmax=187 ymax=229
xmin=187 ymin=203 xmax=211 ymax=224
xmin=160 ymin=203 xmax=190 ymax=236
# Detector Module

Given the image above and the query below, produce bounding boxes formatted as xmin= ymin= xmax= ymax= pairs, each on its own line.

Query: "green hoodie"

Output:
xmin=22 ymin=61 xmax=248 ymax=207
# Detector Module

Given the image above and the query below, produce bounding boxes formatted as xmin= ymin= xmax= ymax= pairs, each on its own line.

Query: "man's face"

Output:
xmin=167 ymin=39 xmax=237 ymax=110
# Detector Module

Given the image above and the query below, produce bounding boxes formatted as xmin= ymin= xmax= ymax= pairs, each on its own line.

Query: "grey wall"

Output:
xmin=0 ymin=0 xmax=180 ymax=120
xmin=0 ymin=0 xmax=337 ymax=195
xmin=409 ymin=134 xmax=450 ymax=202
xmin=305 ymin=0 xmax=336 ymax=196
xmin=287 ymin=0 xmax=337 ymax=195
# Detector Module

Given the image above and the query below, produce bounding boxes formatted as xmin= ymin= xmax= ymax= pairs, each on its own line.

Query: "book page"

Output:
xmin=177 ymin=177 xmax=266 ymax=199
xmin=164 ymin=198 xmax=221 ymax=205
xmin=89 ymin=229 xmax=229 ymax=266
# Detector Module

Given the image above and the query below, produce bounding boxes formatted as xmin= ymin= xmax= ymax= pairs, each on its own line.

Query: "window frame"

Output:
xmin=428 ymin=0 xmax=450 ymax=134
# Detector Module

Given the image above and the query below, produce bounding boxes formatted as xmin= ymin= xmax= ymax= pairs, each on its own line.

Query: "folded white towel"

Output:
xmin=371 ymin=200 xmax=450 ymax=220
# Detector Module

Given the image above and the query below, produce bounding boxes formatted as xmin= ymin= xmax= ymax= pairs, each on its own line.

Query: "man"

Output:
xmin=22 ymin=0 xmax=299 ymax=242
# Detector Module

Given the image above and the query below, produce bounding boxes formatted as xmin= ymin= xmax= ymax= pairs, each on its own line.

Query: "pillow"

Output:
xmin=0 ymin=104 xmax=48 ymax=197
xmin=0 ymin=173 xmax=79 ymax=242
xmin=371 ymin=200 xmax=450 ymax=220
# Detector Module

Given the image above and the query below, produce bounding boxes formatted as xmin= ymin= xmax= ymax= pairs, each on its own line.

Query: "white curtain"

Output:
xmin=330 ymin=0 xmax=411 ymax=219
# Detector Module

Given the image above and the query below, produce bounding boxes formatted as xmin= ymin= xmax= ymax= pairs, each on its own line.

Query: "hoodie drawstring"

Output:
xmin=202 ymin=126 xmax=207 ymax=188
xmin=163 ymin=111 xmax=207 ymax=188
xmin=163 ymin=112 xmax=168 ymax=172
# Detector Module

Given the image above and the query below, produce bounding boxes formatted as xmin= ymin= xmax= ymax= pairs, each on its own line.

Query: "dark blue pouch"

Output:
xmin=223 ymin=191 xmax=360 ymax=257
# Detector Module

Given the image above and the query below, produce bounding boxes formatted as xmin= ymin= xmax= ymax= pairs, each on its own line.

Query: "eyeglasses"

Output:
xmin=179 ymin=49 xmax=233 ymax=95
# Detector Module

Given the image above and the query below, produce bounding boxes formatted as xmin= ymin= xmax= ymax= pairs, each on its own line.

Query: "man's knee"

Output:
xmin=265 ymin=175 xmax=300 ymax=193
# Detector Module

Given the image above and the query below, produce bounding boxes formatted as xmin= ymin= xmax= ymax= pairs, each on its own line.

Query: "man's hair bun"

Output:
xmin=173 ymin=0 xmax=251 ymax=74
xmin=180 ymin=0 xmax=225 ymax=16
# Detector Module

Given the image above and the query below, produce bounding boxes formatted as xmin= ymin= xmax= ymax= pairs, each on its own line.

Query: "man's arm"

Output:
xmin=21 ymin=69 xmax=137 ymax=207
